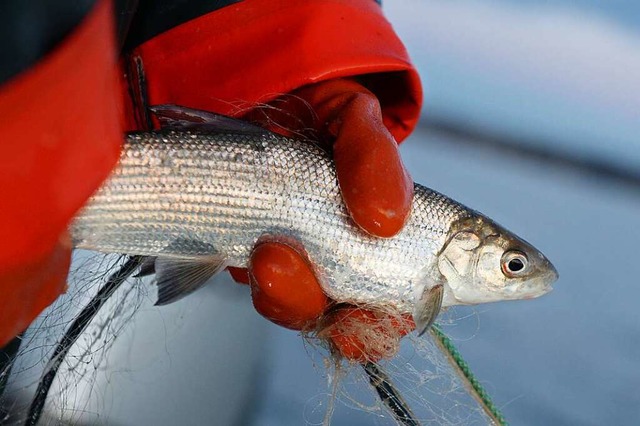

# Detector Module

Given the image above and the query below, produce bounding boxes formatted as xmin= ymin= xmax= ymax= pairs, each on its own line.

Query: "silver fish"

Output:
xmin=72 ymin=106 xmax=558 ymax=331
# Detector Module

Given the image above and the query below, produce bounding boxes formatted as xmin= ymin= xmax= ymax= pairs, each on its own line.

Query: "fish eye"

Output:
xmin=501 ymin=250 xmax=529 ymax=277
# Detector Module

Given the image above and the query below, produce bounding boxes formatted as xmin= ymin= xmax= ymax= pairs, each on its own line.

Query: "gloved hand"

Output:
xmin=229 ymin=78 xmax=416 ymax=361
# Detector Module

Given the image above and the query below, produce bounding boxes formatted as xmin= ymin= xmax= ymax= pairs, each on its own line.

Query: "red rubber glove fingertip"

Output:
xmin=249 ymin=242 xmax=329 ymax=330
xmin=334 ymin=96 xmax=413 ymax=238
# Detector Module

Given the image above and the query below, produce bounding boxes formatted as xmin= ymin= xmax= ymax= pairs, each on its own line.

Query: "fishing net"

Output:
xmin=297 ymin=308 xmax=497 ymax=426
xmin=1 ymin=252 xmax=498 ymax=426
xmin=0 ymin=253 xmax=146 ymax=425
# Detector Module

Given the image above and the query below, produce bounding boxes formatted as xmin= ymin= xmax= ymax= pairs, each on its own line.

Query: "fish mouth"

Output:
xmin=549 ymin=263 xmax=560 ymax=283
xmin=518 ymin=282 xmax=553 ymax=301
xmin=532 ymin=283 xmax=553 ymax=298
xmin=523 ymin=264 xmax=558 ymax=299
xmin=543 ymin=259 xmax=559 ymax=287
xmin=536 ymin=251 xmax=559 ymax=286
xmin=522 ymin=289 xmax=551 ymax=300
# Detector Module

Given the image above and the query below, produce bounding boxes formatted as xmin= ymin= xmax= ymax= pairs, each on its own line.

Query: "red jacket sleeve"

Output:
xmin=0 ymin=0 xmax=122 ymax=345
xmin=0 ymin=0 xmax=422 ymax=346
xmin=127 ymin=0 xmax=422 ymax=141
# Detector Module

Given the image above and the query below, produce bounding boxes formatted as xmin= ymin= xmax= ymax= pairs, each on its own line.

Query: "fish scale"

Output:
xmin=72 ymin=129 xmax=469 ymax=312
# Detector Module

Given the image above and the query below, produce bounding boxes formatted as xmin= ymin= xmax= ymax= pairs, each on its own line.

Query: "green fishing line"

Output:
xmin=430 ymin=325 xmax=507 ymax=426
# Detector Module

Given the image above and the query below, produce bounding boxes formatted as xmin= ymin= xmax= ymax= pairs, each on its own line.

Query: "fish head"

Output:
xmin=437 ymin=216 xmax=558 ymax=306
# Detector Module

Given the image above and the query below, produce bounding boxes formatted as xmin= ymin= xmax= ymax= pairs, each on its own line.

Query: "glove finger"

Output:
xmin=249 ymin=242 xmax=329 ymax=330
xmin=333 ymin=94 xmax=413 ymax=238
xmin=245 ymin=79 xmax=414 ymax=237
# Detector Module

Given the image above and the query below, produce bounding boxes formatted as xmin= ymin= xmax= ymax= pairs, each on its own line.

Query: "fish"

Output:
xmin=72 ymin=105 xmax=558 ymax=333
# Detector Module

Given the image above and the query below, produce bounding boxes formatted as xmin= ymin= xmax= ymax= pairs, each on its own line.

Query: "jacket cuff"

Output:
xmin=132 ymin=0 xmax=422 ymax=142
xmin=0 ymin=0 xmax=122 ymax=268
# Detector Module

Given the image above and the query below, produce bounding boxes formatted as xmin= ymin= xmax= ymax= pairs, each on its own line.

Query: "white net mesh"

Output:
xmin=1 ymin=253 xmax=494 ymax=426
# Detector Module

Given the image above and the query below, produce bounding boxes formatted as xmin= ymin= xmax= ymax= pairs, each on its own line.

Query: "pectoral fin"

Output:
xmin=413 ymin=284 xmax=444 ymax=336
xmin=154 ymin=255 xmax=227 ymax=305
xmin=131 ymin=238 xmax=227 ymax=305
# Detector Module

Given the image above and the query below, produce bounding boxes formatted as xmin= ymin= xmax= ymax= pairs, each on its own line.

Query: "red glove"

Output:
xmin=128 ymin=0 xmax=423 ymax=361
xmin=247 ymin=78 xmax=414 ymax=237
xmin=230 ymin=78 xmax=416 ymax=361
xmin=0 ymin=0 xmax=423 ymax=355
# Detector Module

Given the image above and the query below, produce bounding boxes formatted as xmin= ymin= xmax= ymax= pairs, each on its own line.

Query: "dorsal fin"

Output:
xmin=150 ymin=104 xmax=268 ymax=134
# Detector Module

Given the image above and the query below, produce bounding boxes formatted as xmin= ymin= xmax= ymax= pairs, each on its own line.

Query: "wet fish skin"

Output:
xmin=72 ymin=129 xmax=557 ymax=313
